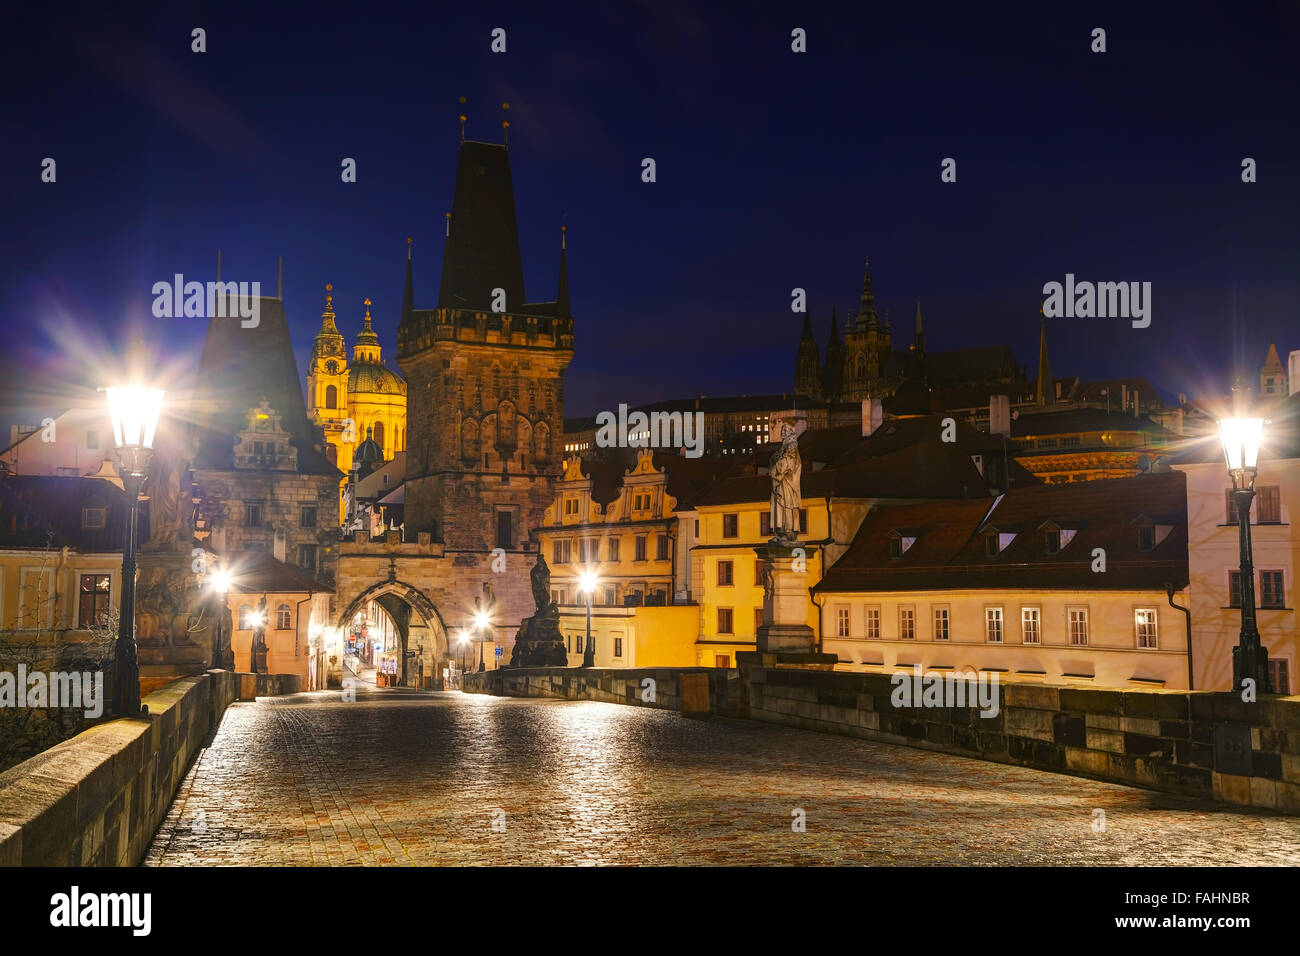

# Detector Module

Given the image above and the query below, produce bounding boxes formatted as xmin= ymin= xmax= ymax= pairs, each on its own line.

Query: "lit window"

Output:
xmin=1135 ymin=608 xmax=1157 ymax=648
xmin=985 ymin=607 xmax=1004 ymax=643
xmin=836 ymin=605 xmax=850 ymax=638
xmin=899 ymin=606 xmax=915 ymax=640
xmin=1068 ymin=607 xmax=1089 ymax=646
xmin=1021 ymin=607 xmax=1041 ymax=644
xmin=933 ymin=606 xmax=950 ymax=641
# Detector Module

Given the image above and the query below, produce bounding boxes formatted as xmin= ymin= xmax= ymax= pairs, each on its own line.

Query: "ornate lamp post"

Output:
xmin=579 ymin=569 xmax=598 ymax=668
xmin=210 ymin=569 xmax=234 ymax=669
xmin=1217 ymin=414 xmax=1271 ymax=693
xmin=105 ymin=385 xmax=165 ymax=717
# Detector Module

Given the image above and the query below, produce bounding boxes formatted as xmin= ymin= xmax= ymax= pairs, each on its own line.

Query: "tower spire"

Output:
xmin=502 ymin=101 xmax=510 ymax=147
xmin=1036 ymin=317 xmax=1055 ymax=406
xmin=459 ymin=96 xmax=467 ymax=142
xmin=858 ymin=257 xmax=879 ymax=332
xmin=556 ymin=225 xmax=570 ymax=315
xmin=401 ymin=238 xmax=414 ymax=327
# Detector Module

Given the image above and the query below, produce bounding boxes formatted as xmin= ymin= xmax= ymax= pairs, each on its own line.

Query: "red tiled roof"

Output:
xmin=815 ymin=470 xmax=1188 ymax=594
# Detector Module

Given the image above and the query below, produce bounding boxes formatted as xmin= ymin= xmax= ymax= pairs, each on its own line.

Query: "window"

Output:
xmin=1137 ymin=525 xmax=1155 ymax=552
xmin=1257 ymin=486 xmax=1281 ymax=524
xmin=298 ymin=545 xmax=317 ymax=571
xmin=985 ymin=607 xmax=1004 ymax=643
xmin=985 ymin=533 xmax=999 ymax=556
xmin=1261 ymin=570 xmax=1285 ymax=608
xmin=656 ymin=534 xmax=670 ymax=560
xmin=694 ymin=519 xmax=699 ymax=536
xmin=577 ymin=538 xmax=590 ymax=563
xmin=77 ymin=574 xmax=110 ymax=628
xmin=607 ymin=538 xmax=620 ymax=562
xmin=276 ymin=604 xmax=292 ymax=630
xmin=1229 ymin=570 xmax=1242 ymax=607
xmin=754 ymin=558 xmax=763 ymax=584
xmin=635 ymin=536 xmax=647 ymax=561
xmin=1267 ymin=659 xmax=1291 ymax=695
xmin=553 ymin=589 xmax=569 ymax=606
xmin=1043 ymin=531 xmax=1059 ymax=554
xmin=1068 ymin=607 xmax=1089 ymax=646
xmin=1135 ymin=607 xmax=1158 ymax=648
xmin=890 ymin=537 xmax=903 ymax=558
xmin=614 ymin=637 xmax=623 ymax=658
xmin=723 ymin=513 xmax=739 ymax=538
xmin=552 ymin=539 xmax=571 ymax=564
xmin=1225 ymin=490 xmax=1239 ymax=524
xmin=865 ymin=606 xmax=881 ymax=640
xmin=1021 ymin=607 xmax=1041 ymax=644
xmin=300 ymin=506 xmax=317 ymax=528
xmin=604 ymin=588 xmax=616 ymax=606
xmin=760 ymin=513 xmax=771 ymax=537
xmin=86 ymin=430 xmax=99 ymax=449
xmin=836 ymin=605 xmax=850 ymax=638
xmin=81 ymin=507 xmax=106 ymax=530
xmin=933 ymin=606 xmax=950 ymax=641
xmin=754 ymin=608 xmax=764 ymax=631
xmin=238 ymin=604 xmax=253 ymax=629
xmin=799 ymin=509 xmax=808 ymax=533
xmin=245 ymin=502 xmax=263 ymax=526
xmin=717 ymin=607 xmax=733 ymax=634
xmin=325 ymin=384 xmax=337 ymax=409
xmin=717 ymin=560 xmax=734 ymax=586
xmin=564 ymin=497 xmax=579 ymax=517
xmin=496 ymin=511 xmax=513 ymax=550
xmin=899 ymin=606 xmax=916 ymax=640
xmin=373 ymin=421 xmax=385 ymax=450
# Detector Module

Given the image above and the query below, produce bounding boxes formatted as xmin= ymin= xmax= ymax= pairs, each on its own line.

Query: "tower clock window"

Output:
xmin=325 ymin=360 xmax=339 ymax=375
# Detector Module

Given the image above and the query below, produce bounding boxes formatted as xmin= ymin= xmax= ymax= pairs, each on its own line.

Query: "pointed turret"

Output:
xmin=438 ymin=140 xmax=526 ymax=312
xmin=794 ymin=311 xmax=821 ymax=400
xmin=311 ymin=284 xmax=345 ymax=362
xmin=1035 ymin=317 xmax=1055 ymax=406
xmin=353 ymin=298 xmax=381 ymax=365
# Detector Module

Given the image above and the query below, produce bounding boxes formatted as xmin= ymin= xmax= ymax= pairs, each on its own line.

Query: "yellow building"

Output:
xmin=307 ymin=284 xmax=407 ymax=522
xmin=223 ymin=551 xmax=332 ymax=689
xmin=814 ymin=472 xmax=1194 ymax=688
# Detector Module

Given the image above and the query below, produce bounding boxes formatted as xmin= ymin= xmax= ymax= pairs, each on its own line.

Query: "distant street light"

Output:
xmin=474 ymin=608 xmax=490 ymax=672
xmin=579 ymin=569 xmax=598 ymax=668
xmin=105 ymin=385 xmax=165 ymax=717
xmin=1218 ymin=414 xmax=1271 ymax=693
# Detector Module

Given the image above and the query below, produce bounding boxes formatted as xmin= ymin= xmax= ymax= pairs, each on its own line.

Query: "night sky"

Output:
xmin=3 ymin=1 xmax=1297 ymax=435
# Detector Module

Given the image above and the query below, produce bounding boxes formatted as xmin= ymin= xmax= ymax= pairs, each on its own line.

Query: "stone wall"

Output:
xmin=0 ymin=669 xmax=245 ymax=866
xmin=462 ymin=666 xmax=745 ymax=716
xmin=745 ymin=669 xmax=1300 ymax=814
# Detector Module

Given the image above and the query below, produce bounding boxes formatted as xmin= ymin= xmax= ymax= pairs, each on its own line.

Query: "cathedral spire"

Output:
xmin=401 ymin=238 xmax=414 ymax=327
xmin=913 ymin=296 xmax=925 ymax=357
xmin=857 ymin=257 xmax=880 ymax=332
xmin=556 ymin=225 xmax=570 ymax=316
xmin=1036 ymin=317 xmax=1055 ymax=406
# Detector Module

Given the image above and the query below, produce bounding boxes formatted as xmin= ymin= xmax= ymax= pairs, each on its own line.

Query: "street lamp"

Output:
xmin=105 ymin=384 xmax=165 ymax=717
xmin=1217 ymin=414 xmax=1271 ymax=693
xmin=474 ymin=608 xmax=490 ymax=672
xmin=210 ymin=569 xmax=234 ymax=670
xmin=579 ymin=569 xmax=598 ymax=668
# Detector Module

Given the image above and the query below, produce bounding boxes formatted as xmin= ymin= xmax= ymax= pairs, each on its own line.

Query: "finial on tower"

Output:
xmin=561 ymin=223 xmax=566 ymax=251
xmin=407 ymin=236 xmax=413 ymax=261
xmin=502 ymin=101 xmax=510 ymax=146
xmin=363 ymin=298 xmax=373 ymax=329
xmin=324 ymin=282 xmax=333 ymax=311
xmin=445 ymin=212 xmax=451 ymax=238
xmin=459 ymin=96 xmax=467 ymax=142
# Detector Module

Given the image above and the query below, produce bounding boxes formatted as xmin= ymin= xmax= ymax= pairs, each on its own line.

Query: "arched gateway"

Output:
xmin=332 ymin=579 xmax=450 ymax=688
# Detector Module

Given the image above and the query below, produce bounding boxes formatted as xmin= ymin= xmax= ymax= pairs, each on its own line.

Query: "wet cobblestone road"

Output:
xmin=145 ymin=688 xmax=1300 ymax=866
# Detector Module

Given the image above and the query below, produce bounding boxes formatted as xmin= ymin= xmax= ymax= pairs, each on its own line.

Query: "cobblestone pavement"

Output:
xmin=145 ymin=687 xmax=1300 ymax=866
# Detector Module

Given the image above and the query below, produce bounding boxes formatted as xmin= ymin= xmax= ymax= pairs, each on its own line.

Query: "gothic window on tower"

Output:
xmin=325 ymin=384 xmax=337 ymax=409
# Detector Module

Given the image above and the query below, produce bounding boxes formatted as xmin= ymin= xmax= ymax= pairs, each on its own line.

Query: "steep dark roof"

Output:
xmin=438 ymin=141 xmax=526 ymax=312
xmin=225 ymin=550 xmax=333 ymax=594
xmin=923 ymin=346 xmax=1025 ymax=386
xmin=816 ymin=471 xmax=1188 ymax=593
xmin=0 ymin=476 xmax=144 ymax=551
xmin=192 ymin=297 xmax=339 ymax=477
xmin=1012 ymin=408 xmax=1178 ymax=438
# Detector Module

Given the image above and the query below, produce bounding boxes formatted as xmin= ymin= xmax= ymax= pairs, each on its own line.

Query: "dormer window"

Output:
xmin=1044 ymin=531 xmax=1059 ymax=554
xmin=1132 ymin=514 xmax=1174 ymax=552
xmin=1039 ymin=521 xmax=1080 ymax=554
xmin=985 ymin=533 xmax=1000 ymax=556
xmin=889 ymin=529 xmax=918 ymax=558
xmin=1138 ymin=525 xmax=1155 ymax=552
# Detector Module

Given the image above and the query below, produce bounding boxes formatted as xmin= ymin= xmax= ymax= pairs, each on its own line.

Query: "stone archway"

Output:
xmin=335 ymin=580 xmax=449 ymax=688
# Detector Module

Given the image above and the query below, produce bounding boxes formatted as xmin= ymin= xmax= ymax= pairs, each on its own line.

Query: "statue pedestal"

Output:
xmin=744 ymin=542 xmax=837 ymax=671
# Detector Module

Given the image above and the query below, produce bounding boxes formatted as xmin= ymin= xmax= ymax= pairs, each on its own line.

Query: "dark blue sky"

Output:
xmin=2 ymin=1 xmax=1297 ymax=433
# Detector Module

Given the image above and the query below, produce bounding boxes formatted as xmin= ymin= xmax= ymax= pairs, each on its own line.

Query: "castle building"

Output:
xmin=307 ymin=287 xmax=407 ymax=522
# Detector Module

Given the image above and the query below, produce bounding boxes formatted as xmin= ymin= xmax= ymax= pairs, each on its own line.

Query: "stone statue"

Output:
xmin=530 ymin=553 xmax=552 ymax=613
xmin=769 ymin=422 xmax=802 ymax=544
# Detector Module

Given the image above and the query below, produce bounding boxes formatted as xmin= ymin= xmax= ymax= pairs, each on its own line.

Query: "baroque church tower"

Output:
xmin=397 ymin=138 xmax=574 ymax=551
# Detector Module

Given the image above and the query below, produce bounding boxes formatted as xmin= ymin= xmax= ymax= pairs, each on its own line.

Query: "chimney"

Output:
xmin=1132 ymin=388 xmax=1139 ymax=417
xmin=989 ymin=395 xmax=1011 ymax=437
xmin=861 ymin=397 xmax=883 ymax=437
xmin=1290 ymin=350 xmax=1300 ymax=396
